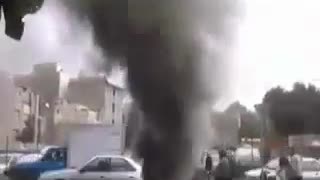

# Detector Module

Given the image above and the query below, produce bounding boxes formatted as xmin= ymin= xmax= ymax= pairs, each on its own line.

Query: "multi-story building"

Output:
xmin=13 ymin=63 xmax=69 ymax=144
xmin=54 ymin=99 xmax=98 ymax=125
xmin=0 ymin=71 xmax=17 ymax=149
xmin=0 ymin=70 xmax=43 ymax=150
xmin=14 ymin=87 xmax=32 ymax=131
xmin=66 ymin=75 xmax=127 ymax=125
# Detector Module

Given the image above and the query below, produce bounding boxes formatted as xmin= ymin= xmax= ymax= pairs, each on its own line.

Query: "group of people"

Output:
xmin=275 ymin=149 xmax=303 ymax=180
xmin=203 ymin=149 xmax=236 ymax=180
xmin=202 ymin=148 xmax=302 ymax=180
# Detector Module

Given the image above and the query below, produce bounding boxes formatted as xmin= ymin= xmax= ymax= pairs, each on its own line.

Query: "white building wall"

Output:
xmin=54 ymin=100 xmax=98 ymax=124
xmin=101 ymin=85 xmax=113 ymax=124
xmin=0 ymin=72 xmax=23 ymax=150
xmin=66 ymin=75 xmax=127 ymax=126
xmin=114 ymin=88 xmax=126 ymax=125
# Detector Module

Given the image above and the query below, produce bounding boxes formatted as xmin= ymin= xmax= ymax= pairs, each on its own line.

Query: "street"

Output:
xmin=193 ymin=169 xmax=245 ymax=180
xmin=0 ymin=171 xmax=245 ymax=180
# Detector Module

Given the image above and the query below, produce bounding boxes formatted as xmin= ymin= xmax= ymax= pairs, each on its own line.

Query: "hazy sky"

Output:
xmin=0 ymin=0 xmax=97 ymax=75
xmin=229 ymin=0 xmax=320 ymax=109
xmin=1 ymin=0 xmax=320 ymax=109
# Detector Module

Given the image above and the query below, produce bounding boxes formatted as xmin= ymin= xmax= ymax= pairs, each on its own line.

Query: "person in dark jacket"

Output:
xmin=205 ymin=152 xmax=213 ymax=173
xmin=215 ymin=150 xmax=232 ymax=180
xmin=204 ymin=152 xmax=213 ymax=180
xmin=227 ymin=149 xmax=237 ymax=178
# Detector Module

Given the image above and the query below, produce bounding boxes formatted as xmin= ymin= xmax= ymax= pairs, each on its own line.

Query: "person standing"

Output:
xmin=215 ymin=150 xmax=231 ymax=180
xmin=205 ymin=152 xmax=213 ymax=180
xmin=276 ymin=157 xmax=296 ymax=180
xmin=289 ymin=148 xmax=303 ymax=180
xmin=227 ymin=149 xmax=237 ymax=178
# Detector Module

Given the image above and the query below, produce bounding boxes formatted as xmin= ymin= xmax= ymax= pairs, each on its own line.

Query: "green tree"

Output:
xmin=224 ymin=102 xmax=261 ymax=139
xmin=262 ymin=82 xmax=320 ymax=135
xmin=239 ymin=112 xmax=260 ymax=138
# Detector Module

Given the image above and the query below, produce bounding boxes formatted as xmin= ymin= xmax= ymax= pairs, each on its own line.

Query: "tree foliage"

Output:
xmin=263 ymin=82 xmax=320 ymax=135
xmin=224 ymin=101 xmax=261 ymax=138
xmin=239 ymin=112 xmax=260 ymax=138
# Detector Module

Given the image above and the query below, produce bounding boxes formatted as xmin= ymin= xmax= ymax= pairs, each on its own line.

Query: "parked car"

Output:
xmin=39 ymin=155 xmax=142 ymax=180
xmin=245 ymin=157 xmax=320 ymax=180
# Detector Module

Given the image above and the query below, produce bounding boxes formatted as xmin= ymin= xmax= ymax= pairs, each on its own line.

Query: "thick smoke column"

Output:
xmin=63 ymin=0 xmax=239 ymax=180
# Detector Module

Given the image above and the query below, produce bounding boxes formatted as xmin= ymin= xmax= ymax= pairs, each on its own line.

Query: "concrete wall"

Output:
xmin=66 ymin=76 xmax=106 ymax=111
xmin=0 ymin=71 xmax=20 ymax=149
xmin=54 ymin=100 xmax=98 ymax=124
xmin=66 ymin=75 xmax=127 ymax=125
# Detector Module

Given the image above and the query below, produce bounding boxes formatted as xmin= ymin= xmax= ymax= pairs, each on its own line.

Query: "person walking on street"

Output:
xmin=227 ymin=149 xmax=237 ymax=178
xmin=215 ymin=150 xmax=232 ymax=180
xmin=205 ymin=152 xmax=213 ymax=180
xmin=289 ymin=147 xmax=303 ymax=180
xmin=276 ymin=157 xmax=297 ymax=180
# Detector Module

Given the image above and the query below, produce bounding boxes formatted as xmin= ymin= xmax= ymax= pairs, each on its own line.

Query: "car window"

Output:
xmin=42 ymin=148 xmax=65 ymax=162
xmin=111 ymin=158 xmax=136 ymax=172
xmin=82 ymin=157 xmax=111 ymax=172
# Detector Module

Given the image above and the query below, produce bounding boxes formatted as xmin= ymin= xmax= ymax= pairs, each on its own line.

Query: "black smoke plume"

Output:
xmin=62 ymin=1 xmax=239 ymax=180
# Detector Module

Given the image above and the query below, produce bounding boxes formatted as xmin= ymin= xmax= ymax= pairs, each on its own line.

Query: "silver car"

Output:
xmin=40 ymin=155 xmax=142 ymax=180
xmin=245 ymin=157 xmax=320 ymax=180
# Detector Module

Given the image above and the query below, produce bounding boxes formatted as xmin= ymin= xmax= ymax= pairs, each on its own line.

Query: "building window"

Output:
xmin=112 ymin=119 xmax=115 ymax=124
xmin=56 ymin=109 xmax=60 ymax=114
xmin=112 ymin=103 xmax=115 ymax=113
xmin=113 ymin=89 xmax=116 ymax=97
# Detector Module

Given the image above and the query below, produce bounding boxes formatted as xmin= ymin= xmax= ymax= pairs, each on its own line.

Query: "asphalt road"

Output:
xmin=0 ymin=175 xmax=7 ymax=180
xmin=193 ymin=169 xmax=245 ymax=180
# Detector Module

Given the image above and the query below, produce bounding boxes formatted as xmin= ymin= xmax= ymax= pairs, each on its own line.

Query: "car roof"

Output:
xmin=94 ymin=154 xmax=128 ymax=158
xmin=270 ymin=156 xmax=316 ymax=160
xmin=302 ymin=157 xmax=317 ymax=161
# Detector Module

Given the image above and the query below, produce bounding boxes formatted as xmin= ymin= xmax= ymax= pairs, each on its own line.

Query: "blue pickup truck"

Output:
xmin=5 ymin=146 xmax=67 ymax=180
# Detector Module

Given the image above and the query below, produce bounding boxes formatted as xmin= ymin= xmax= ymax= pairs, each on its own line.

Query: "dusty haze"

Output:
xmin=43 ymin=0 xmax=239 ymax=179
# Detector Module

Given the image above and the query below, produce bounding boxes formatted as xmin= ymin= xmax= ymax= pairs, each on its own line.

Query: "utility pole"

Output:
xmin=34 ymin=94 xmax=40 ymax=150
xmin=255 ymin=103 xmax=270 ymax=165
xmin=5 ymin=136 xmax=9 ymax=166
